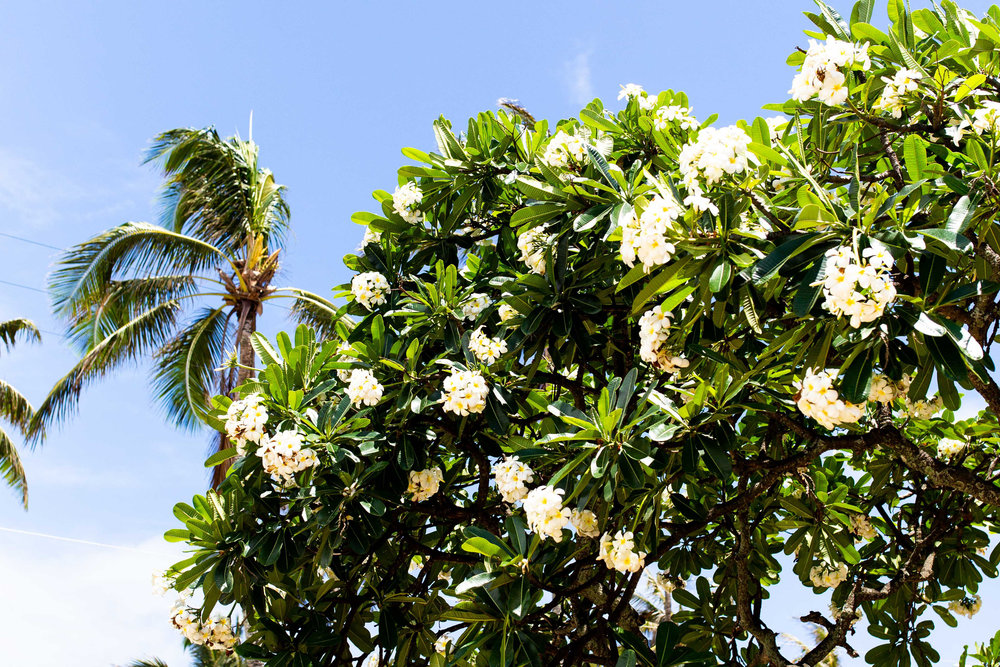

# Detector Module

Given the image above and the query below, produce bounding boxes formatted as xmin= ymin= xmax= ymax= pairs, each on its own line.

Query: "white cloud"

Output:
xmin=0 ymin=532 xmax=191 ymax=666
xmin=564 ymin=51 xmax=594 ymax=106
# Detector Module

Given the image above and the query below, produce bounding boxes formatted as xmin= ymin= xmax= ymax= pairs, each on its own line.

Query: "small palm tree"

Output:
xmin=128 ymin=640 xmax=247 ymax=667
xmin=32 ymin=126 xmax=336 ymax=484
xmin=0 ymin=318 xmax=40 ymax=507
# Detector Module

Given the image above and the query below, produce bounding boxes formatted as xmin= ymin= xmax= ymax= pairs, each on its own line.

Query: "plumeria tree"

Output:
xmin=164 ymin=2 xmax=1000 ymax=665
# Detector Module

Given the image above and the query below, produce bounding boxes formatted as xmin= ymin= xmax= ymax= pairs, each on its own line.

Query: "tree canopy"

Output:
xmin=164 ymin=1 xmax=1000 ymax=665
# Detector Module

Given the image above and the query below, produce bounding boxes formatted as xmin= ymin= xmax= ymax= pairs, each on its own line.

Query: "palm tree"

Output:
xmin=0 ymin=318 xmax=40 ymax=507
xmin=32 ymin=126 xmax=337 ymax=484
xmin=128 ymin=640 xmax=248 ymax=667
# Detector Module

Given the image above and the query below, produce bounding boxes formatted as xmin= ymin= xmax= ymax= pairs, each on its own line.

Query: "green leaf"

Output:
xmin=510 ymin=203 xmax=565 ymax=228
xmin=752 ymin=234 xmax=818 ymax=285
xmin=455 ymin=571 xmax=499 ymax=596
xmin=579 ymin=109 xmax=619 ymax=133
xmin=945 ymin=195 xmax=975 ymax=233
xmin=585 ymin=143 xmax=622 ymax=194
xmin=708 ymin=260 xmax=731 ymax=293
xmin=462 ymin=526 xmax=516 ymax=557
xmin=903 ymin=135 xmax=927 ymax=180
xmin=840 ymin=347 xmax=873 ymax=403
xmin=917 ymin=229 xmax=972 ymax=253
xmin=204 ymin=447 xmax=238 ymax=468
xmin=940 ymin=281 xmax=1000 ymax=305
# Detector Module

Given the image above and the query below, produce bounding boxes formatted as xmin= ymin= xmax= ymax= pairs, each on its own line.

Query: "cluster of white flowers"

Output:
xmin=170 ymin=603 xmax=238 ymax=651
xmin=255 ymin=430 xmax=318 ymax=485
xmin=542 ymin=129 xmax=588 ymax=167
xmin=336 ymin=341 xmax=357 ymax=382
xmin=469 ymin=327 xmax=508 ymax=364
xmin=442 ymin=369 xmax=489 ymax=415
xmin=225 ymin=393 xmax=268 ymax=456
xmin=523 ymin=486 xmax=572 ymax=542
xmin=599 ymin=530 xmax=648 ymax=573
xmin=789 ymin=37 xmax=871 ymax=105
xmin=346 ymin=369 xmax=384 ymax=407
xmin=794 ymin=368 xmax=865 ymax=429
xmin=907 ymin=395 xmax=944 ymax=418
xmin=809 ymin=562 xmax=849 ymax=588
xmin=619 ymin=83 xmax=656 ymax=111
xmin=517 ymin=226 xmax=551 ymax=275
xmin=151 ymin=570 xmax=172 ymax=597
xmin=494 ymin=456 xmax=534 ymax=503
xmin=392 ymin=182 xmax=423 ymax=224
xmin=851 ymin=514 xmax=877 ymax=541
xmin=654 ymin=105 xmax=697 ymax=132
xmin=765 ymin=116 xmax=788 ymax=142
xmin=351 ymin=271 xmax=390 ymax=310
xmin=868 ymin=374 xmax=898 ymax=403
xmin=950 ymin=594 xmax=983 ymax=618
xmin=460 ymin=293 xmax=491 ymax=320
xmin=874 ymin=68 xmax=922 ymax=118
xmin=821 ymin=245 xmax=896 ymax=328
xmin=678 ymin=125 xmax=752 ymax=188
xmin=407 ymin=466 xmax=444 ymax=502
xmin=971 ymin=101 xmax=1000 ymax=135
xmin=570 ymin=508 xmax=600 ymax=538
xmin=362 ymin=226 xmax=381 ymax=246
xmin=498 ymin=303 xmax=518 ymax=322
xmin=620 ymin=195 xmax=682 ymax=271
xmin=938 ymin=437 xmax=967 ymax=459
xmin=638 ymin=308 xmax=689 ymax=373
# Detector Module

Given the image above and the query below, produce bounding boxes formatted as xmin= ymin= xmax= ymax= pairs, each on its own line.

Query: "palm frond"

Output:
xmin=127 ymin=659 xmax=169 ymax=667
xmin=29 ymin=299 xmax=183 ymax=440
xmin=63 ymin=275 xmax=200 ymax=355
xmin=49 ymin=223 xmax=228 ymax=319
xmin=0 ymin=379 xmax=35 ymax=434
xmin=146 ymin=127 xmax=289 ymax=254
xmin=153 ymin=307 xmax=231 ymax=431
xmin=0 ymin=318 xmax=40 ymax=350
xmin=278 ymin=288 xmax=347 ymax=341
xmin=0 ymin=427 xmax=28 ymax=508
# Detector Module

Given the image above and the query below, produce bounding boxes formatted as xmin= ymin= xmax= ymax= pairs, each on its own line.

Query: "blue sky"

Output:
xmin=0 ymin=1 xmax=997 ymax=665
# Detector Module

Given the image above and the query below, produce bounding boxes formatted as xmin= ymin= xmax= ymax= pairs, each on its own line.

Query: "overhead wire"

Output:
xmin=0 ymin=525 xmax=164 ymax=556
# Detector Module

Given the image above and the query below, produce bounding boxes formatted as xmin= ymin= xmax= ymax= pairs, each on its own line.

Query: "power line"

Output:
xmin=0 ymin=278 xmax=46 ymax=294
xmin=0 ymin=231 xmax=62 ymax=251
xmin=0 ymin=525 xmax=162 ymax=555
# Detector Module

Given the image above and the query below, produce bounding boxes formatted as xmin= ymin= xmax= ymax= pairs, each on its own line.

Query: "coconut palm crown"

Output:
xmin=32 ymin=127 xmax=336 ymax=484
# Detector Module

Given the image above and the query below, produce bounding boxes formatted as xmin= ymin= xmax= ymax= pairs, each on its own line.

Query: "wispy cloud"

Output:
xmin=0 ymin=533 xmax=189 ymax=666
xmin=0 ymin=147 xmax=155 ymax=231
xmin=564 ymin=50 xmax=594 ymax=106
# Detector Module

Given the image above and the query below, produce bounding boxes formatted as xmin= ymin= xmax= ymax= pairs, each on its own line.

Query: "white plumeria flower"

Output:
xmin=517 ymin=226 xmax=551 ymax=275
xmin=469 ymin=327 xmax=508 ymax=364
xmin=346 ymin=369 xmax=384 ymax=407
xmin=938 ymin=438 xmax=967 ymax=459
xmin=794 ymin=368 xmax=865 ymax=429
xmin=523 ymin=486 xmax=572 ymax=542
xmin=598 ymin=530 xmax=647 ymax=573
xmin=442 ymin=369 xmax=489 ymax=415
xmin=570 ymin=508 xmax=600 ymax=538
xmin=407 ymin=467 xmax=444 ymax=502
xmin=494 ymin=456 xmax=534 ymax=503
xmin=789 ymin=37 xmax=870 ymax=106
xmin=351 ymin=271 xmax=390 ymax=310
xmin=392 ymin=182 xmax=423 ymax=224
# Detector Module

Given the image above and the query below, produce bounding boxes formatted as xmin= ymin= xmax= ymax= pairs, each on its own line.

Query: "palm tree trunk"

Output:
xmin=212 ymin=300 xmax=258 ymax=488
xmin=236 ymin=300 xmax=258 ymax=385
